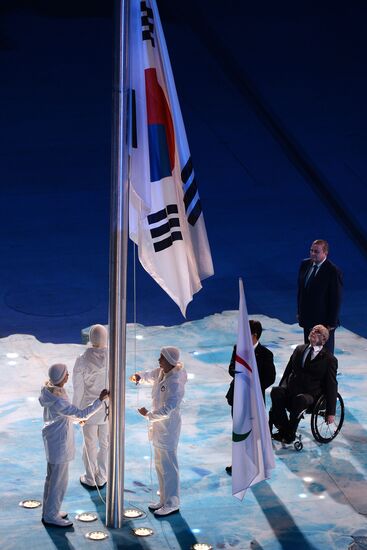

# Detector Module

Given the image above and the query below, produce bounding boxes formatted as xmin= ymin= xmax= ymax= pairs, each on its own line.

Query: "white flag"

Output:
xmin=232 ymin=279 xmax=275 ymax=500
xmin=128 ymin=0 xmax=214 ymax=316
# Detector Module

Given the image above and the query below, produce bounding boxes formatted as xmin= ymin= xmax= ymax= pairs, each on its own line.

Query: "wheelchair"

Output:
xmin=269 ymin=392 xmax=345 ymax=451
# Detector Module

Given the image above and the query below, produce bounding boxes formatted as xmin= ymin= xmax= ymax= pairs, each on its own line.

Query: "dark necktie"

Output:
xmin=305 ymin=264 xmax=318 ymax=287
xmin=303 ymin=347 xmax=313 ymax=367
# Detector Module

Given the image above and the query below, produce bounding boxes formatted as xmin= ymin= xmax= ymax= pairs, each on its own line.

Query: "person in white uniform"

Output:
xmin=72 ymin=324 xmax=109 ymax=489
xmin=39 ymin=363 xmax=109 ymax=527
xmin=129 ymin=346 xmax=187 ymax=517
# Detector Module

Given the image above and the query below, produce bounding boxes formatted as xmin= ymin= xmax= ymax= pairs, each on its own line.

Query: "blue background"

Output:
xmin=1 ymin=0 xmax=366 ymax=342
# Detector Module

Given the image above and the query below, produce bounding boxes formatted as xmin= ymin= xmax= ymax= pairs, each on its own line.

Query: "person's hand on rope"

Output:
xmin=129 ymin=373 xmax=141 ymax=384
xmin=99 ymin=389 xmax=110 ymax=401
xmin=138 ymin=407 xmax=148 ymax=417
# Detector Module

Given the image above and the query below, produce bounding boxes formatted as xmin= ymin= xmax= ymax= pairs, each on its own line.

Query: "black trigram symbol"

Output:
xmin=181 ymin=157 xmax=202 ymax=226
xmin=148 ymin=204 xmax=183 ymax=252
xmin=141 ymin=1 xmax=155 ymax=47
xmin=131 ymin=89 xmax=137 ymax=149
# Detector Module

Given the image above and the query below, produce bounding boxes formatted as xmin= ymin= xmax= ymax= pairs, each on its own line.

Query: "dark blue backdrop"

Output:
xmin=1 ymin=1 xmax=366 ymax=342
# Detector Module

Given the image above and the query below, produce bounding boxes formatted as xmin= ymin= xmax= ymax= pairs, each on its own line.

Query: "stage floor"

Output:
xmin=1 ymin=313 xmax=366 ymax=549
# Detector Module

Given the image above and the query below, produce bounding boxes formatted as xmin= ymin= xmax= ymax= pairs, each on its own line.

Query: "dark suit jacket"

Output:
xmin=297 ymin=258 xmax=343 ymax=328
xmin=226 ymin=342 xmax=276 ymax=405
xmin=279 ymin=344 xmax=338 ymax=415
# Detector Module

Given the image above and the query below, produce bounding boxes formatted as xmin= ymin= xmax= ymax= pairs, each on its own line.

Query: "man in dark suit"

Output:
xmin=226 ymin=320 xmax=276 ymax=406
xmin=270 ymin=325 xmax=337 ymax=444
xmin=297 ymin=239 xmax=343 ymax=353
xmin=225 ymin=319 xmax=276 ymax=474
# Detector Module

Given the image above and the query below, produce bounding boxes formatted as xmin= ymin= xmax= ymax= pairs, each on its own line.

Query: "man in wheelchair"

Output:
xmin=270 ymin=325 xmax=338 ymax=444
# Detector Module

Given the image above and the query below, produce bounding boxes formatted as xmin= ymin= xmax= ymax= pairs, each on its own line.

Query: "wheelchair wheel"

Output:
xmin=311 ymin=392 xmax=344 ymax=443
xmin=294 ymin=440 xmax=303 ymax=451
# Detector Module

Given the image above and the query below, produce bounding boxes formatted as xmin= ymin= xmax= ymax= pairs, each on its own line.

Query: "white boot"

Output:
xmin=148 ymin=502 xmax=163 ymax=511
xmin=42 ymin=515 xmax=73 ymax=527
xmin=153 ymin=506 xmax=179 ymax=516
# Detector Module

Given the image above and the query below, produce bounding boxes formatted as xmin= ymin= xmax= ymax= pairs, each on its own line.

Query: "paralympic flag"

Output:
xmin=232 ymin=279 xmax=275 ymax=500
xmin=128 ymin=0 xmax=214 ymax=316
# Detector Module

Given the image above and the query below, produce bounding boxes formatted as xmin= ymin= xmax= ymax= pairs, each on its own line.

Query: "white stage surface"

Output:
xmin=1 ymin=312 xmax=367 ymax=549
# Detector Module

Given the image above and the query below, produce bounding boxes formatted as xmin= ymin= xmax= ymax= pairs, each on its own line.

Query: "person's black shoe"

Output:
xmin=282 ymin=433 xmax=296 ymax=444
xmin=271 ymin=431 xmax=285 ymax=442
xmin=272 ymin=431 xmax=296 ymax=444
xmin=225 ymin=466 xmax=232 ymax=476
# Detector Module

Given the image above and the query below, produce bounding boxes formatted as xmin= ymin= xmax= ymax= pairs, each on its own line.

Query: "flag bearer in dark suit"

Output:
xmin=297 ymin=239 xmax=343 ymax=353
xmin=225 ymin=319 xmax=276 ymax=474
xmin=226 ymin=320 xmax=276 ymax=407
xmin=270 ymin=325 xmax=337 ymax=444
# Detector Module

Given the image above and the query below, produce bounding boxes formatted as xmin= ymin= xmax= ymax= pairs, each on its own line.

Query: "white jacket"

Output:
xmin=39 ymin=383 xmax=102 ymax=464
xmin=139 ymin=363 xmax=187 ymax=450
xmin=72 ymin=347 xmax=108 ymax=425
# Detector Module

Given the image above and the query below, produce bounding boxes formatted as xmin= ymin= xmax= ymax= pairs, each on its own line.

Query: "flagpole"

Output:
xmin=106 ymin=0 xmax=130 ymax=528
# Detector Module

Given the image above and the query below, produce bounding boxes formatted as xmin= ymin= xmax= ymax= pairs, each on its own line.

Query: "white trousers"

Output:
xmin=43 ymin=462 xmax=69 ymax=521
xmin=82 ymin=423 xmax=109 ymax=486
xmin=154 ymin=446 xmax=180 ymax=508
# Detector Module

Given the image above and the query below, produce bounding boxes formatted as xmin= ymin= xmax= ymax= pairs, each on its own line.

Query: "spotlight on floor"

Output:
xmin=75 ymin=512 xmax=98 ymax=522
xmin=85 ymin=531 xmax=109 ymax=541
xmin=123 ymin=508 xmax=145 ymax=519
xmin=132 ymin=527 xmax=154 ymax=537
xmin=191 ymin=544 xmax=213 ymax=550
xmin=19 ymin=499 xmax=41 ymax=509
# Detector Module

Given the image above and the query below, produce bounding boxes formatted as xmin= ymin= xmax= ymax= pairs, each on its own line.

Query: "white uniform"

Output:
xmin=72 ymin=347 xmax=109 ymax=486
xmin=39 ymin=383 xmax=102 ymax=522
xmin=139 ymin=363 xmax=187 ymax=508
